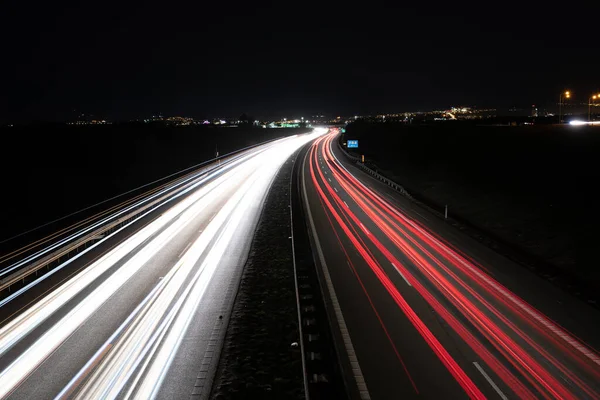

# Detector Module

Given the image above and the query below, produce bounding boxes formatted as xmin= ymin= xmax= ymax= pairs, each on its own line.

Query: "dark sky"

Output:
xmin=1 ymin=1 xmax=598 ymax=122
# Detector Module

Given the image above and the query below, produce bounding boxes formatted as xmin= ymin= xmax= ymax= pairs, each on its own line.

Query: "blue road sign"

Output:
xmin=347 ymin=140 xmax=359 ymax=148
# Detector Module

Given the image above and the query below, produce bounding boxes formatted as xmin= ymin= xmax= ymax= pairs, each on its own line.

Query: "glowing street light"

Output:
xmin=589 ymin=94 xmax=600 ymax=122
xmin=559 ymin=90 xmax=571 ymax=123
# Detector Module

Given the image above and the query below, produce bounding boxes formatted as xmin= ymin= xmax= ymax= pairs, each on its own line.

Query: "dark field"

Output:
xmin=344 ymin=121 xmax=600 ymax=292
xmin=0 ymin=125 xmax=309 ymax=246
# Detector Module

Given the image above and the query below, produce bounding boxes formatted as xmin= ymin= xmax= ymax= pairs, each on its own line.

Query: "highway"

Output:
xmin=301 ymin=129 xmax=600 ymax=399
xmin=0 ymin=130 xmax=323 ymax=399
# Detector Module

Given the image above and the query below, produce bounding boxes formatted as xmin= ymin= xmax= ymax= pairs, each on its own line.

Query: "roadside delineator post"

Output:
xmin=445 ymin=205 xmax=448 ymax=219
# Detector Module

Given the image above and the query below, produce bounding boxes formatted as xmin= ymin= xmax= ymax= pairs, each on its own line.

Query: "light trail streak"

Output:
xmin=320 ymin=143 xmax=560 ymax=398
xmin=0 ymin=167 xmax=242 ymax=397
xmin=307 ymin=137 xmax=486 ymax=399
xmin=132 ymin=140 xmax=299 ymax=400
xmin=0 ymin=137 xmax=284 ymax=272
xmin=0 ymin=150 xmax=261 ymax=308
xmin=75 ymin=156 xmax=262 ymax=399
xmin=0 ymin=130 xmax=323 ymax=399
xmin=324 ymin=133 xmax=600 ymax=390
xmin=327 ymin=131 xmax=600 ymax=370
xmin=308 ymin=130 xmax=600 ymax=399
xmin=0 ymin=162 xmax=239 ymax=359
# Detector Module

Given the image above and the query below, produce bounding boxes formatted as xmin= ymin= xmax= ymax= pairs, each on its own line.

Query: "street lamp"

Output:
xmin=559 ymin=90 xmax=571 ymax=123
xmin=589 ymin=94 xmax=600 ymax=122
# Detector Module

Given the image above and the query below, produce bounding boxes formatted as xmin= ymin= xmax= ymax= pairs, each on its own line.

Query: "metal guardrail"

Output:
xmin=336 ymin=141 xmax=413 ymax=200
xmin=0 ymin=161 xmax=224 ymax=294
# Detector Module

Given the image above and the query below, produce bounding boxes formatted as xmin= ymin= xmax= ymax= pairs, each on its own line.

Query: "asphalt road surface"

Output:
xmin=301 ymin=129 xmax=600 ymax=399
xmin=0 ymin=130 xmax=323 ymax=399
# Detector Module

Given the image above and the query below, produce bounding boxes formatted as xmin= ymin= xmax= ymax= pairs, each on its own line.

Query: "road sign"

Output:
xmin=347 ymin=140 xmax=359 ymax=148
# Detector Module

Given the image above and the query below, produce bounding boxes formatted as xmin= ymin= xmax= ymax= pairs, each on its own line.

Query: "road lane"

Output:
xmin=0 ymin=129 xmax=324 ymax=399
xmin=302 ymin=136 xmax=482 ymax=399
xmin=302 ymin=129 xmax=600 ymax=399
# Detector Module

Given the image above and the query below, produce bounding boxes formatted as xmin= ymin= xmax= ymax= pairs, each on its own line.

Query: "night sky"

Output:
xmin=1 ymin=1 xmax=598 ymax=122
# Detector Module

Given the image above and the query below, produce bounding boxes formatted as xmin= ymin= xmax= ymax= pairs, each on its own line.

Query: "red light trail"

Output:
xmin=305 ymin=129 xmax=600 ymax=399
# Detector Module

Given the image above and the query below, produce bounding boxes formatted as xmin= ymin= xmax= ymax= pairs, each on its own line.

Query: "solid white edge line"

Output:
xmin=413 ymin=210 xmax=429 ymax=222
xmin=302 ymin=150 xmax=371 ymax=400
xmin=391 ymin=263 xmax=412 ymax=287
xmin=473 ymin=362 xmax=508 ymax=400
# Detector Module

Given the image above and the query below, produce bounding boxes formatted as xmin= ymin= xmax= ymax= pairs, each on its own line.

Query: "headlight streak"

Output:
xmin=0 ymin=162 xmax=240 ymax=358
xmin=0 ymin=150 xmax=259 ymax=309
xmin=0 ymin=156 xmax=255 ymax=397
xmin=74 ymin=133 xmax=321 ymax=400
xmin=54 ymin=268 xmax=169 ymax=400
xmin=0 ymin=129 xmax=325 ymax=399
xmin=74 ymin=160 xmax=262 ymax=400
xmin=130 ymin=148 xmax=296 ymax=400
xmin=0 ymin=151 xmax=248 ymax=279
xmin=5 ymin=137 xmax=287 ymax=273
xmin=0 ymin=136 xmax=295 ymax=268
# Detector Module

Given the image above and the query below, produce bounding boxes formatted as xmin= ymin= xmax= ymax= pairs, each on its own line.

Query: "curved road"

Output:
xmin=0 ymin=131 xmax=322 ymax=399
xmin=301 ymin=129 xmax=600 ymax=399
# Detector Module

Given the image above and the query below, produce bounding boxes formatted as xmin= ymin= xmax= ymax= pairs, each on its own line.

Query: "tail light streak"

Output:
xmin=324 ymin=133 xmax=600 ymax=386
xmin=308 ymin=132 xmax=600 ymax=399
xmin=308 ymin=138 xmax=486 ymax=399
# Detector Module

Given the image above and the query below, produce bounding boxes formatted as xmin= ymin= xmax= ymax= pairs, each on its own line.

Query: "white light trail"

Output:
xmin=0 ymin=130 xmax=325 ymax=399
xmin=0 ymin=163 xmax=239 ymax=358
xmin=0 ymin=156 xmax=251 ymax=397
xmin=0 ymin=149 xmax=260 ymax=309
xmin=132 ymin=133 xmax=316 ymax=400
